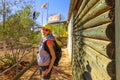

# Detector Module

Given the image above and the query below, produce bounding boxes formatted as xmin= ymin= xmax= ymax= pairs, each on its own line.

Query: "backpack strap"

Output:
xmin=44 ymin=40 xmax=55 ymax=58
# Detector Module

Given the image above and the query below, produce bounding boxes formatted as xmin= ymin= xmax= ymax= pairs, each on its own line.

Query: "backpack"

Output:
xmin=44 ymin=40 xmax=62 ymax=66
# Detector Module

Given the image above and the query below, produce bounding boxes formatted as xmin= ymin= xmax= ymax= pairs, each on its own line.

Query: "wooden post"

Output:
xmin=115 ymin=0 xmax=120 ymax=79
xmin=13 ymin=59 xmax=37 ymax=80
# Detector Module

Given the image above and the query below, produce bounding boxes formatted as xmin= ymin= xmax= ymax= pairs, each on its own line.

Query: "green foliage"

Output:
xmin=0 ymin=56 xmax=5 ymax=66
xmin=0 ymin=1 xmax=41 ymax=42
xmin=0 ymin=0 xmax=41 ymax=68
xmin=5 ymin=53 xmax=16 ymax=65
xmin=52 ymin=24 xmax=67 ymax=37
xmin=3 ymin=5 xmax=38 ymax=43
xmin=0 ymin=61 xmax=4 ymax=67
xmin=28 ymin=31 xmax=42 ymax=46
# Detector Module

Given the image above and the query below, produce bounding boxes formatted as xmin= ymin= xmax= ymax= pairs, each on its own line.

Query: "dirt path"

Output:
xmin=51 ymin=47 xmax=72 ymax=80
xmin=20 ymin=47 xmax=72 ymax=80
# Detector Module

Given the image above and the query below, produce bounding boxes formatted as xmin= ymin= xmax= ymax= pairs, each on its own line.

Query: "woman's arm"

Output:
xmin=44 ymin=40 xmax=56 ymax=75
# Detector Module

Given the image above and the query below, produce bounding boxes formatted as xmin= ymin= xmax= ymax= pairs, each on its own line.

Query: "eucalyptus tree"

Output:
xmin=0 ymin=0 xmax=39 ymax=66
xmin=6 ymin=5 xmax=35 ymax=42
xmin=0 ymin=0 xmax=36 ymax=45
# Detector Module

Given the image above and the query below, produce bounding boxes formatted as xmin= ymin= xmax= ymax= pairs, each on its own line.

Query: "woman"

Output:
xmin=37 ymin=23 xmax=56 ymax=80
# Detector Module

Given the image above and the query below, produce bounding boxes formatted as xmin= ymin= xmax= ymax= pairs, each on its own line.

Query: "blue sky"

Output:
xmin=34 ymin=0 xmax=70 ymax=25
xmin=0 ymin=0 xmax=70 ymax=25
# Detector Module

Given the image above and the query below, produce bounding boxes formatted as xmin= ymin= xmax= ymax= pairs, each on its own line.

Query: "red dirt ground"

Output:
xmin=0 ymin=47 xmax=72 ymax=80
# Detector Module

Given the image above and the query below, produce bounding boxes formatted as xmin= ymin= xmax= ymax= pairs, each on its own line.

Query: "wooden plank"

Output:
xmin=74 ymin=0 xmax=112 ymax=30
xmin=72 ymin=0 xmax=78 ymax=11
xmin=67 ymin=0 xmax=78 ymax=21
xmin=74 ymin=0 xmax=99 ymax=27
xmin=83 ymin=37 xmax=114 ymax=58
xmin=0 ymin=60 xmax=23 ymax=75
xmin=74 ymin=0 xmax=89 ymax=23
xmin=115 ymin=0 xmax=120 ymax=79
xmin=90 ymin=69 xmax=98 ymax=80
xmin=85 ymin=53 xmax=115 ymax=79
xmin=84 ymin=45 xmax=115 ymax=79
xmin=73 ymin=0 xmax=83 ymax=16
xmin=105 ymin=0 xmax=115 ymax=6
xmin=83 ymin=45 xmax=111 ymax=73
xmin=74 ymin=23 xmax=111 ymax=40
xmin=83 ymin=53 xmax=111 ymax=80
xmin=83 ymin=54 xmax=105 ymax=80
xmin=78 ymin=10 xmax=112 ymax=30
xmin=80 ymin=0 xmax=112 ymax=24
xmin=13 ymin=59 xmax=37 ymax=80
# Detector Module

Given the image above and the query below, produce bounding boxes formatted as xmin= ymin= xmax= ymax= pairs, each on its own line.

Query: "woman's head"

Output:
xmin=41 ymin=23 xmax=53 ymax=37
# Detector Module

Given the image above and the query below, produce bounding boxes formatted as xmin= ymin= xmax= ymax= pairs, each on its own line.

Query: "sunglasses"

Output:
xmin=42 ymin=28 xmax=50 ymax=32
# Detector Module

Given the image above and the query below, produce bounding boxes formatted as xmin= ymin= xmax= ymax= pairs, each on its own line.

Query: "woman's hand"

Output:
xmin=43 ymin=69 xmax=50 ymax=75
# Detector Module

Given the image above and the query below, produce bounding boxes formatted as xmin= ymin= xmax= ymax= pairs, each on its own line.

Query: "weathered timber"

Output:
xmin=84 ymin=45 xmax=115 ymax=79
xmin=115 ymin=0 xmax=120 ymax=79
xmin=74 ymin=0 xmax=112 ymax=30
xmin=84 ymin=53 xmax=111 ymax=80
xmin=76 ymin=10 xmax=112 ymax=30
xmin=105 ymin=0 xmax=115 ymax=6
xmin=82 ymin=54 xmax=103 ymax=80
xmin=13 ymin=59 xmax=37 ymax=80
xmin=77 ymin=23 xmax=113 ymax=41
xmin=74 ymin=0 xmax=89 ymax=23
xmin=83 ymin=45 xmax=111 ymax=73
xmin=74 ymin=0 xmax=99 ymax=26
xmin=0 ymin=60 xmax=23 ymax=75
xmin=68 ymin=0 xmax=115 ymax=79
xmin=82 ymin=37 xmax=114 ymax=58
xmin=87 ymin=53 xmax=115 ymax=79
xmin=73 ymin=0 xmax=83 ymax=15
xmin=90 ymin=70 xmax=98 ymax=80
xmin=83 ymin=0 xmax=113 ymax=20
xmin=106 ymin=23 xmax=115 ymax=42
xmin=67 ymin=0 xmax=78 ymax=21
xmin=72 ymin=0 xmax=78 ymax=12
xmin=107 ymin=60 xmax=116 ymax=79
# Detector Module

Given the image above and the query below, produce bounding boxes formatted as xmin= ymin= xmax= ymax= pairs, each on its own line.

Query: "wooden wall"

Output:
xmin=68 ymin=0 xmax=115 ymax=80
xmin=115 ymin=0 xmax=120 ymax=80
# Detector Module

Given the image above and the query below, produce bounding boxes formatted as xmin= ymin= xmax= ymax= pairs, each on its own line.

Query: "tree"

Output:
xmin=0 ymin=0 xmax=40 ymax=66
